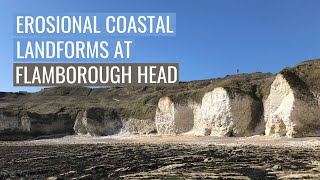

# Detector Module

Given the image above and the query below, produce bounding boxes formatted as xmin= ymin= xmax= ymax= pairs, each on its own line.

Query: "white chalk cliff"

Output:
xmin=195 ymin=87 xmax=263 ymax=136
xmin=155 ymin=97 xmax=197 ymax=135
xmin=264 ymin=74 xmax=320 ymax=137
xmin=155 ymin=87 xmax=263 ymax=136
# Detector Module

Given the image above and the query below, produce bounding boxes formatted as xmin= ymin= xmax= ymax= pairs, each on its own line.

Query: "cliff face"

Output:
xmin=120 ymin=118 xmax=155 ymax=135
xmin=0 ymin=107 xmax=75 ymax=140
xmin=155 ymin=97 xmax=198 ymax=135
xmin=0 ymin=112 xmax=30 ymax=133
xmin=199 ymin=87 xmax=263 ymax=137
xmin=1 ymin=59 xmax=320 ymax=140
xmin=74 ymin=108 xmax=122 ymax=136
xmin=264 ymin=60 xmax=320 ymax=137
xmin=198 ymin=88 xmax=233 ymax=136
xmin=264 ymin=74 xmax=295 ymax=137
xmin=155 ymin=87 xmax=264 ymax=137
xmin=74 ymin=108 xmax=156 ymax=136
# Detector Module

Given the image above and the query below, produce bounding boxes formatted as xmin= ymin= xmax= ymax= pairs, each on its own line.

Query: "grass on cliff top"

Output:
xmin=168 ymin=73 xmax=274 ymax=103
xmin=37 ymin=87 xmax=92 ymax=96
xmin=282 ymin=59 xmax=320 ymax=92
xmin=280 ymin=59 xmax=320 ymax=100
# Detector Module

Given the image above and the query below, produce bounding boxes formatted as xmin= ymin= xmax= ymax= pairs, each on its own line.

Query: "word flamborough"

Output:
xmin=14 ymin=64 xmax=178 ymax=86
xmin=16 ymin=15 xmax=174 ymax=34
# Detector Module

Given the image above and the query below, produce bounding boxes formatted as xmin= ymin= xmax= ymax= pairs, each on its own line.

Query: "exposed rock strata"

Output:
xmin=0 ymin=112 xmax=30 ymax=133
xmin=74 ymin=108 xmax=156 ymax=135
xmin=0 ymin=109 xmax=75 ymax=140
xmin=74 ymin=108 xmax=122 ymax=136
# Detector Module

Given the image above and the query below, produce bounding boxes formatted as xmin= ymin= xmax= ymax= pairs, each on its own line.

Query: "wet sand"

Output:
xmin=2 ymin=134 xmax=319 ymax=147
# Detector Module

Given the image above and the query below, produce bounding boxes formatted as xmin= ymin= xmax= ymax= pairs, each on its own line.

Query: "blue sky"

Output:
xmin=1 ymin=0 xmax=320 ymax=92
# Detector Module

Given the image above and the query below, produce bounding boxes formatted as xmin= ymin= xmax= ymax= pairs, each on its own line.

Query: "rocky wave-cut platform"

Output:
xmin=1 ymin=59 xmax=320 ymax=140
xmin=0 ymin=139 xmax=319 ymax=179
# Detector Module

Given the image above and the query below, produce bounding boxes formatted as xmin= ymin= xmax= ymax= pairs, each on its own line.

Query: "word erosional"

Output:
xmin=16 ymin=15 xmax=174 ymax=34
